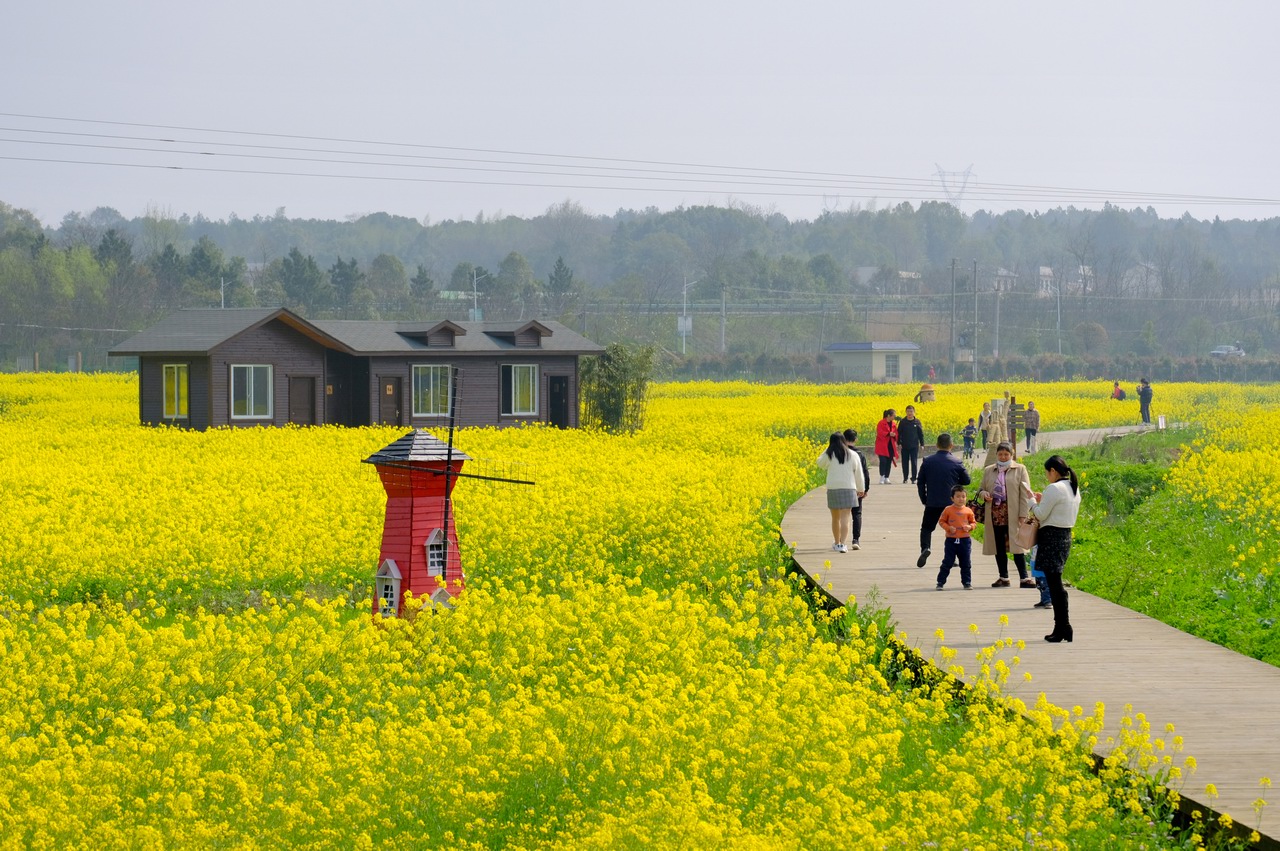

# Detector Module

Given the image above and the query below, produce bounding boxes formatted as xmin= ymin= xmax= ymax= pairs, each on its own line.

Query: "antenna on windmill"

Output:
xmin=935 ymin=163 xmax=975 ymax=207
xmin=363 ymin=366 xmax=534 ymax=619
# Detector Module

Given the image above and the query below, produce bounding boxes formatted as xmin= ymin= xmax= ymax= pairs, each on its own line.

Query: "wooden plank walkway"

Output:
xmin=781 ymin=426 xmax=1277 ymax=841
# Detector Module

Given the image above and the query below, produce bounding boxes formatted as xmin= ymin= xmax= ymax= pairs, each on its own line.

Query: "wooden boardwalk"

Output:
xmin=781 ymin=427 xmax=1278 ymax=841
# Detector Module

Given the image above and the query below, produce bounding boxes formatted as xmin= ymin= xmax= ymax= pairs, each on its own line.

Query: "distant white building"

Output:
xmin=1037 ymin=266 xmax=1055 ymax=298
xmin=990 ymin=268 xmax=1018 ymax=293
xmin=825 ymin=341 xmax=920 ymax=383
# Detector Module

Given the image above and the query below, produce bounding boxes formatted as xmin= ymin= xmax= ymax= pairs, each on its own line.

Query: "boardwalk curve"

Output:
xmin=781 ymin=426 xmax=1278 ymax=841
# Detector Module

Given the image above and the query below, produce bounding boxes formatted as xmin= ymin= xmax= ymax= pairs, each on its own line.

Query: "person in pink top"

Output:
xmin=935 ymin=485 xmax=977 ymax=590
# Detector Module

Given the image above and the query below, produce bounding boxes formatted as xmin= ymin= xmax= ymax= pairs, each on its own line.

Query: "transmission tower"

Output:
xmin=934 ymin=164 xmax=975 ymax=206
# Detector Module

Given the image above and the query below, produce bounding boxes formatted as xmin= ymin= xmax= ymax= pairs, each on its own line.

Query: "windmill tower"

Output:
xmin=364 ymin=368 xmax=533 ymax=618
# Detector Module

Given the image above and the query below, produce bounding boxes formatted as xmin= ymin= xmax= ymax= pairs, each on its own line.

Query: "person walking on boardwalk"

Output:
xmin=977 ymin=441 xmax=1036 ymax=588
xmin=874 ymin=409 xmax=899 ymax=485
xmin=977 ymin=401 xmax=992 ymax=450
xmin=1023 ymin=401 xmax=1041 ymax=454
xmin=1137 ymin=378 xmax=1153 ymax=425
xmin=935 ymin=484 xmax=976 ymax=590
xmin=915 ymin=433 xmax=970 ymax=568
xmin=817 ymin=432 xmax=865 ymax=553
xmin=843 ymin=428 xmax=871 ymax=550
xmin=1030 ymin=455 xmax=1081 ymax=643
xmin=898 ymin=405 xmax=926 ymax=484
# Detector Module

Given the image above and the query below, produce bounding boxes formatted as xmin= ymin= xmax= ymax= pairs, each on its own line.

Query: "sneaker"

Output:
xmin=963 ymin=584 xmax=973 ymax=590
xmin=935 ymin=583 xmax=945 ymax=590
xmin=836 ymin=543 xmax=847 ymax=553
xmin=916 ymin=548 xmax=930 ymax=568
xmin=849 ymin=540 xmax=860 ymax=550
xmin=992 ymin=577 xmax=1011 ymax=587
xmin=1019 ymin=579 xmax=1038 ymax=589
xmin=832 ymin=542 xmax=842 ymax=552
xmin=1033 ymin=601 xmax=1052 ymax=609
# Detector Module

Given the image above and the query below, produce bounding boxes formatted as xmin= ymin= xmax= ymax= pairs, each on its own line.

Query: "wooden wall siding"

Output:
xmin=209 ymin=320 xmax=327 ymax=428
xmin=515 ymin=329 xmax=542 ymax=347
xmin=427 ymin=329 xmax=455 ymax=347
xmin=367 ymin=354 xmax=580 ymax=429
xmin=139 ymin=358 xmax=212 ymax=429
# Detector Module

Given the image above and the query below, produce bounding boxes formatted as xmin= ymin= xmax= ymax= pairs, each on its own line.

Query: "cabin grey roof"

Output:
xmin=363 ymin=429 xmax=473 ymax=465
xmin=110 ymin=308 xmax=604 ymax=356
xmin=824 ymin=341 xmax=922 ymax=352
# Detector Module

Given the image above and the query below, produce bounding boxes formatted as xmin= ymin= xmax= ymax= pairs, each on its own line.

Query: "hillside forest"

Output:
xmin=2 ymin=198 xmax=1279 ymax=379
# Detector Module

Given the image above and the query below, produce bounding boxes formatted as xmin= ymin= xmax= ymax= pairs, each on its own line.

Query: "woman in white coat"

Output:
xmin=817 ymin=433 xmax=866 ymax=553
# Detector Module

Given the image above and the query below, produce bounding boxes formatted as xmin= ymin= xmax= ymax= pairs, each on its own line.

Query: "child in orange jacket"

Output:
xmin=935 ymin=485 xmax=977 ymax=589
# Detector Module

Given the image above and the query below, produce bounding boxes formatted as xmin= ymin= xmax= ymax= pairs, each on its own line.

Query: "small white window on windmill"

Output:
xmin=425 ymin=529 xmax=447 ymax=577
xmin=376 ymin=559 xmax=402 ymax=618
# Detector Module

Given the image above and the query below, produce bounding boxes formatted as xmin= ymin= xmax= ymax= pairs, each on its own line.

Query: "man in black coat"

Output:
xmin=897 ymin=405 xmax=926 ymax=484
xmin=1138 ymin=378 xmax=1153 ymax=425
xmin=915 ymin=433 xmax=971 ymax=568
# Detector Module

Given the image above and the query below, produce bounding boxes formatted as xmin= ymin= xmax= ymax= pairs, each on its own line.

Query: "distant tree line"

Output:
xmin=2 ymin=198 xmax=1278 ymax=371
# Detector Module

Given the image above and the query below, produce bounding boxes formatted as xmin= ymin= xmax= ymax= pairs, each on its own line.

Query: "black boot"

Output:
xmin=1044 ymin=624 xmax=1073 ymax=643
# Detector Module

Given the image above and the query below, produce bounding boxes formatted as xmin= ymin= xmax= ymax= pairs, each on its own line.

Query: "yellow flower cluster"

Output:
xmin=0 ymin=374 xmax=1228 ymax=847
xmin=1168 ymin=406 xmax=1280 ymax=581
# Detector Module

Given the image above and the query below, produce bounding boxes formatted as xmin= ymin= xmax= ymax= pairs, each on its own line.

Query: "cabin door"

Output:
xmin=548 ymin=375 xmax=570 ymax=428
xmin=288 ymin=377 xmax=316 ymax=424
xmin=378 ymin=376 xmax=403 ymax=425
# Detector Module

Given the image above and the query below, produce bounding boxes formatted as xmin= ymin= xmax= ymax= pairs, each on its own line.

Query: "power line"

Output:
xmin=2 ymin=113 xmax=1279 ymax=210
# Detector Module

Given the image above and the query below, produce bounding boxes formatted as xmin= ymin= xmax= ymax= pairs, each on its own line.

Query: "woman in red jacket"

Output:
xmin=874 ymin=408 xmax=899 ymax=485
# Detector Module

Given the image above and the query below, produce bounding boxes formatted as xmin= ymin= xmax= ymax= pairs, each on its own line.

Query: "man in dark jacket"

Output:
xmin=1138 ymin=378 xmax=1153 ymax=425
xmin=897 ymin=405 xmax=926 ymax=484
xmin=842 ymin=428 xmax=871 ymax=550
xmin=915 ymin=433 xmax=971 ymax=568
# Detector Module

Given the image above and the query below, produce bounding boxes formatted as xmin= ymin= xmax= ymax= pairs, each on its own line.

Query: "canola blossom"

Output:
xmin=2 ymin=374 xmax=1259 ymax=847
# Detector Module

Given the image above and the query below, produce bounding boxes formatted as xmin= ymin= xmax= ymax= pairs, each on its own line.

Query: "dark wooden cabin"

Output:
xmin=110 ymin=308 xmax=604 ymax=430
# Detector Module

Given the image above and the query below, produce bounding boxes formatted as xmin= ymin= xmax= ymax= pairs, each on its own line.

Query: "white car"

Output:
xmin=1209 ymin=345 xmax=1246 ymax=358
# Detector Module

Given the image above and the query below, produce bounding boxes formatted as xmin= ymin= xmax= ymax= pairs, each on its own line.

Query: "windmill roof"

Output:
xmin=363 ymin=429 xmax=472 ymax=465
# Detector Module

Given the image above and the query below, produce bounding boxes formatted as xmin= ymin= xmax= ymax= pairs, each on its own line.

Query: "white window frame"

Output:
xmin=163 ymin=363 xmax=189 ymax=419
xmin=502 ymin=364 xmax=539 ymax=416
xmin=230 ymin=364 xmax=273 ymax=419
xmin=411 ymin=364 xmax=452 ymax=417
xmin=884 ymin=354 xmax=900 ymax=380
xmin=425 ymin=529 xmax=446 ymax=577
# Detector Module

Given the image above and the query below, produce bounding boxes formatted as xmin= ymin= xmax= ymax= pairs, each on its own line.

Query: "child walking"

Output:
xmin=935 ymin=484 xmax=977 ymax=590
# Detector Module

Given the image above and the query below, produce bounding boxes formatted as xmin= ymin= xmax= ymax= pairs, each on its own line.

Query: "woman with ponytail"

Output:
xmin=817 ymin=433 xmax=865 ymax=553
xmin=1031 ymin=455 xmax=1082 ymax=643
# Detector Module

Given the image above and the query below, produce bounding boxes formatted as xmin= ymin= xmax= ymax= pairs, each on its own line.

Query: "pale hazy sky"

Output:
xmin=5 ymin=1 xmax=1279 ymax=226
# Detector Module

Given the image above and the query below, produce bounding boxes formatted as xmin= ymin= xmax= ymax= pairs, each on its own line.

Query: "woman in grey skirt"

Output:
xmin=817 ymin=433 xmax=866 ymax=553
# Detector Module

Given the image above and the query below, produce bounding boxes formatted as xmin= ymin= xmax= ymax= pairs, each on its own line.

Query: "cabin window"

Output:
xmin=501 ymin=364 xmax=538 ymax=416
xmin=231 ymin=364 xmax=273 ymax=419
xmin=412 ymin=364 xmax=452 ymax=417
xmin=884 ymin=354 xmax=900 ymax=380
xmin=163 ymin=364 xmax=189 ymax=419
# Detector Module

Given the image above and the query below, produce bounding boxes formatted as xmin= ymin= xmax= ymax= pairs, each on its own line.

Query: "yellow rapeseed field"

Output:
xmin=3 ymin=373 xmax=1263 ymax=847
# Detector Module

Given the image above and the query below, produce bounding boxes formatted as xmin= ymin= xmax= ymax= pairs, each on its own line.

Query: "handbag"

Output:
xmin=966 ymin=497 xmax=985 ymax=524
xmin=1015 ymin=516 xmax=1039 ymax=550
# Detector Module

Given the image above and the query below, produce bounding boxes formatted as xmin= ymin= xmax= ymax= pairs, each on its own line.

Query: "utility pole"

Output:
xmin=949 ymin=258 xmax=957 ymax=382
xmin=972 ymin=259 xmax=979 ymax=381
xmin=994 ymin=289 xmax=1001 ymax=359
xmin=471 ymin=268 xmax=488 ymax=321
xmin=720 ymin=284 xmax=727 ymax=353
xmin=1056 ymin=277 xmax=1063 ymax=355
xmin=220 ymin=276 xmax=226 ymax=309
xmin=680 ymin=274 xmax=699 ymax=355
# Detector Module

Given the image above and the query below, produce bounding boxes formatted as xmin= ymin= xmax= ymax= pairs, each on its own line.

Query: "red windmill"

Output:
xmin=364 ymin=368 xmax=533 ymax=618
